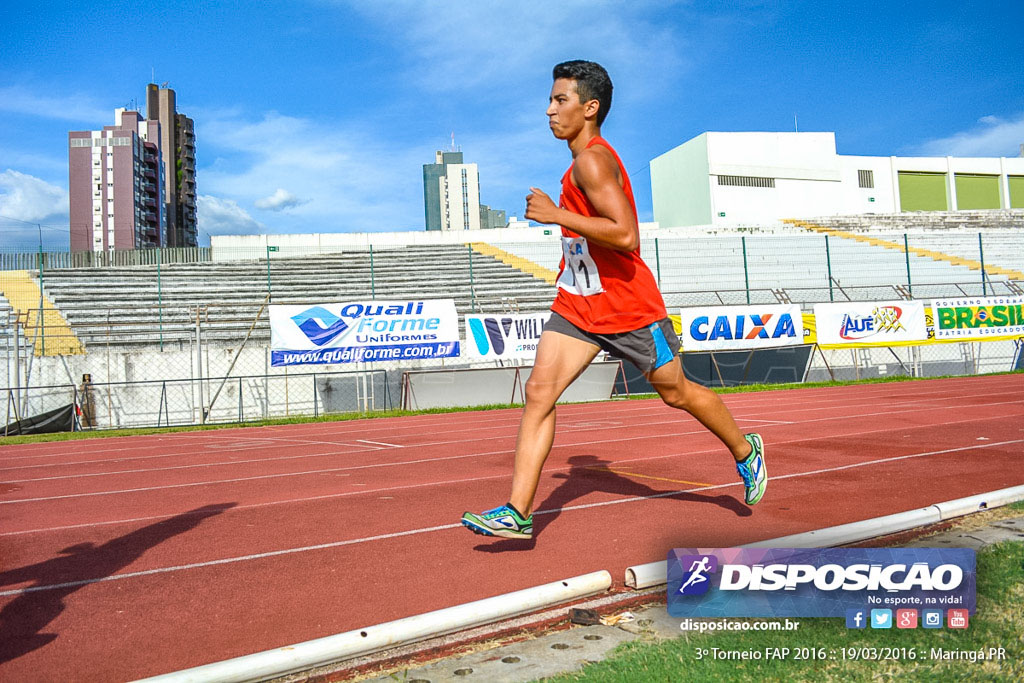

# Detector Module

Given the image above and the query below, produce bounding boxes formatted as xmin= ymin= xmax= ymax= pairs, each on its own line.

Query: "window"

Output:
xmin=858 ymin=169 xmax=874 ymax=188
xmin=717 ymin=175 xmax=775 ymax=188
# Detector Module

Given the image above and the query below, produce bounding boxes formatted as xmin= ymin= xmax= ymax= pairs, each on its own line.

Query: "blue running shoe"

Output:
xmin=736 ymin=433 xmax=767 ymax=505
xmin=461 ymin=503 xmax=533 ymax=539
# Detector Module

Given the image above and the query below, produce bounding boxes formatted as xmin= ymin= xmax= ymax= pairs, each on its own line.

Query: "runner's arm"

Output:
xmin=525 ymin=148 xmax=638 ymax=252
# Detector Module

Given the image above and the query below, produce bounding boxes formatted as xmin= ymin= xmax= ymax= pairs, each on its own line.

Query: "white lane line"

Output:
xmin=3 ymin=438 xmax=1020 ymax=597
xmin=0 ymin=381 xmax=1015 ymax=463
xmin=0 ymin=523 xmax=462 ymax=598
xmin=4 ymin=389 xmax=1020 ymax=477
xmin=3 ymin=399 xmax=1022 ymax=502
xmin=356 ymin=439 xmax=403 ymax=448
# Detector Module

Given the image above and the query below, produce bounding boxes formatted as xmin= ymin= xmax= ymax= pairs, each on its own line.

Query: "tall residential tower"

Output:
xmin=422 ymin=148 xmax=505 ymax=231
xmin=69 ymin=109 xmax=165 ymax=251
xmin=146 ymin=84 xmax=197 ymax=247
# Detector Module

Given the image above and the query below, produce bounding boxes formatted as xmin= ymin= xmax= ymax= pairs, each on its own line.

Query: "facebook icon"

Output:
xmin=846 ymin=608 xmax=867 ymax=629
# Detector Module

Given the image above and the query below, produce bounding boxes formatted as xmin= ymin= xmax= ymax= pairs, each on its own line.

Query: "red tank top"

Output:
xmin=550 ymin=136 xmax=667 ymax=333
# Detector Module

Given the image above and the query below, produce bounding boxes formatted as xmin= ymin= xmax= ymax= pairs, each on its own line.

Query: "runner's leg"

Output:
xmin=645 ymin=357 xmax=751 ymax=462
xmin=509 ymin=329 xmax=600 ymax=515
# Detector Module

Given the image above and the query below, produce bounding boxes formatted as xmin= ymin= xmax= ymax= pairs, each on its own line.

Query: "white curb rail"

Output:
xmin=135 ymin=570 xmax=612 ymax=683
xmin=624 ymin=484 xmax=1024 ymax=589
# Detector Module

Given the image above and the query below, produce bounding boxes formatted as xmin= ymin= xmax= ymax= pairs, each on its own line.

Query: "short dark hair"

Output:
xmin=553 ymin=60 xmax=613 ymax=126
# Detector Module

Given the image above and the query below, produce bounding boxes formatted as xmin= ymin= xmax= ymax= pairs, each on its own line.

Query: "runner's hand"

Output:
xmin=525 ymin=187 xmax=561 ymax=224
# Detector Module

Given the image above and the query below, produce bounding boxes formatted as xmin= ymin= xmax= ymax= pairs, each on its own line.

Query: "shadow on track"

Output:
xmin=0 ymin=502 xmax=236 ymax=664
xmin=475 ymin=454 xmax=747 ymax=552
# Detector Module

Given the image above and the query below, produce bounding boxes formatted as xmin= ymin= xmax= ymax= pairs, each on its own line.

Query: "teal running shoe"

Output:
xmin=461 ymin=503 xmax=533 ymax=539
xmin=736 ymin=433 xmax=767 ymax=505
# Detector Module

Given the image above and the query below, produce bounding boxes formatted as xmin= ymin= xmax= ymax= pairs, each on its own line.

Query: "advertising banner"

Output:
xmin=932 ymin=296 xmax=1024 ymax=341
xmin=464 ymin=312 xmax=551 ymax=360
xmin=270 ymin=300 xmax=460 ymax=366
xmin=813 ymin=301 xmax=928 ymax=346
xmin=678 ymin=304 xmax=804 ymax=351
xmin=668 ymin=547 xmax=975 ymax=618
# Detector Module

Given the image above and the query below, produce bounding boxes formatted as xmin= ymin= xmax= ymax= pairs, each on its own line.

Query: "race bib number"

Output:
xmin=557 ymin=237 xmax=604 ymax=296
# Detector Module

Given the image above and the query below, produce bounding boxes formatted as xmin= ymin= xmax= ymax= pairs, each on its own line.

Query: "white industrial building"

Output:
xmin=650 ymin=132 xmax=1024 ymax=228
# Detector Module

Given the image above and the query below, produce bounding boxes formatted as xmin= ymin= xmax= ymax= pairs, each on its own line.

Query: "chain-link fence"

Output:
xmin=2 ymin=230 xmax=1021 ymax=433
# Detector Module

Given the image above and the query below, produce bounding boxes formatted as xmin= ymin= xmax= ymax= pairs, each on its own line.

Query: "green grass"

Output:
xmin=544 ymin=541 xmax=1024 ymax=682
xmin=3 ymin=369 xmax=1020 ymax=446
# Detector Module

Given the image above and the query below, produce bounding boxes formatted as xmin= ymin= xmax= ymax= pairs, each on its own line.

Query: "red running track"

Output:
xmin=1 ymin=374 xmax=1022 ymax=681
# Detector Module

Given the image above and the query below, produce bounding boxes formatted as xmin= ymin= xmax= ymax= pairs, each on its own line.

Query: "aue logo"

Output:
xmin=677 ymin=555 xmax=718 ymax=596
xmin=839 ymin=306 xmax=906 ymax=341
xmin=291 ymin=307 xmax=349 ymax=346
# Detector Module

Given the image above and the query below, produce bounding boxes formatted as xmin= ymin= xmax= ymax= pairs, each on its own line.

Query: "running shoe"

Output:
xmin=736 ymin=433 xmax=767 ymax=506
xmin=461 ymin=503 xmax=533 ymax=539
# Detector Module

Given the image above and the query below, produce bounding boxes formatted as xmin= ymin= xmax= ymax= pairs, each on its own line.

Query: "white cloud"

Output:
xmin=916 ymin=113 xmax=1024 ymax=157
xmin=254 ymin=188 xmax=307 ymax=211
xmin=197 ymin=195 xmax=266 ymax=236
xmin=0 ymin=85 xmax=111 ymax=125
xmin=0 ymin=169 xmax=68 ymax=222
xmin=340 ymin=1 xmax=690 ymax=96
xmin=198 ymin=111 xmax=426 ymax=232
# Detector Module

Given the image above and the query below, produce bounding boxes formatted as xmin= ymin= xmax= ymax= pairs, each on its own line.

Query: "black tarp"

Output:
xmin=3 ymin=403 xmax=78 ymax=436
xmin=613 ymin=345 xmax=814 ymax=394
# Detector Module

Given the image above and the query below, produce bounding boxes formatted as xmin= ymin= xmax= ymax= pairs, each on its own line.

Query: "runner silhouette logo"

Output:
xmin=677 ymin=554 xmax=718 ymax=596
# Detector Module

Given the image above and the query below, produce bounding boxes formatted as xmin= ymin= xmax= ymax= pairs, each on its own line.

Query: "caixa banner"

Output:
xmin=667 ymin=548 xmax=975 ymax=618
xmin=677 ymin=304 xmax=803 ymax=351
xmin=270 ymin=300 xmax=460 ymax=366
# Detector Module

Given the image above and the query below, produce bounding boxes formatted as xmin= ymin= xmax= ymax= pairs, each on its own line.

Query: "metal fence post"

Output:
xmin=825 ymin=235 xmax=834 ymax=302
xmin=978 ymin=232 xmax=987 ymax=296
xmin=741 ymin=236 xmax=750 ymax=305
xmin=654 ymin=237 xmax=662 ymax=288
xmin=468 ymin=244 xmax=476 ymax=312
xmin=37 ymin=245 xmax=45 ymax=356
xmin=157 ymin=248 xmax=163 ymax=350
xmin=904 ymin=233 xmax=913 ymax=297
xmin=266 ymin=244 xmax=272 ymax=302
xmin=313 ymin=373 xmax=318 ymax=418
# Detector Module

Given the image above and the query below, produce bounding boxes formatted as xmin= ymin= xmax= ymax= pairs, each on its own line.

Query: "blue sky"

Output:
xmin=1 ymin=0 xmax=1022 ymax=250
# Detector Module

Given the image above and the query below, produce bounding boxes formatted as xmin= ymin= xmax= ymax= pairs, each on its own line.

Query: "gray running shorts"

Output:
xmin=543 ymin=312 xmax=681 ymax=375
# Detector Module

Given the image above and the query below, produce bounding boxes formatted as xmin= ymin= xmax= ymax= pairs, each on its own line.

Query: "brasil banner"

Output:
xmin=270 ymin=300 xmax=460 ymax=366
xmin=932 ymin=295 xmax=1024 ymax=341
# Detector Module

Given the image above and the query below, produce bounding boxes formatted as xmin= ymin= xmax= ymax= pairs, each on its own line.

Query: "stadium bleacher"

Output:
xmin=3 ymin=213 xmax=1021 ymax=352
xmin=31 ymin=244 xmax=555 ymax=348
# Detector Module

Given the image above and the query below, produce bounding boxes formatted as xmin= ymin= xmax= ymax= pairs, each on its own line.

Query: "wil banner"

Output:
xmin=667 ymin=547 xmax=975 ymax=618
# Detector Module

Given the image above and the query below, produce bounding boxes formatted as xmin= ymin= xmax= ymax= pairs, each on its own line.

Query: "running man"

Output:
xmin=461 ymin=60 xmax=766 ymax=540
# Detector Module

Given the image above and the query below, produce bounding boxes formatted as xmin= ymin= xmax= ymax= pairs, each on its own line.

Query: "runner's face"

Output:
xmin=547 ymin=78 xmax=593 ymax=139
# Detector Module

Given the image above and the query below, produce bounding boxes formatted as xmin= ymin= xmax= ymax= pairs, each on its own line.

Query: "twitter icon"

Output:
xmin=870 ymin=609 xmax=893 ymax=629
